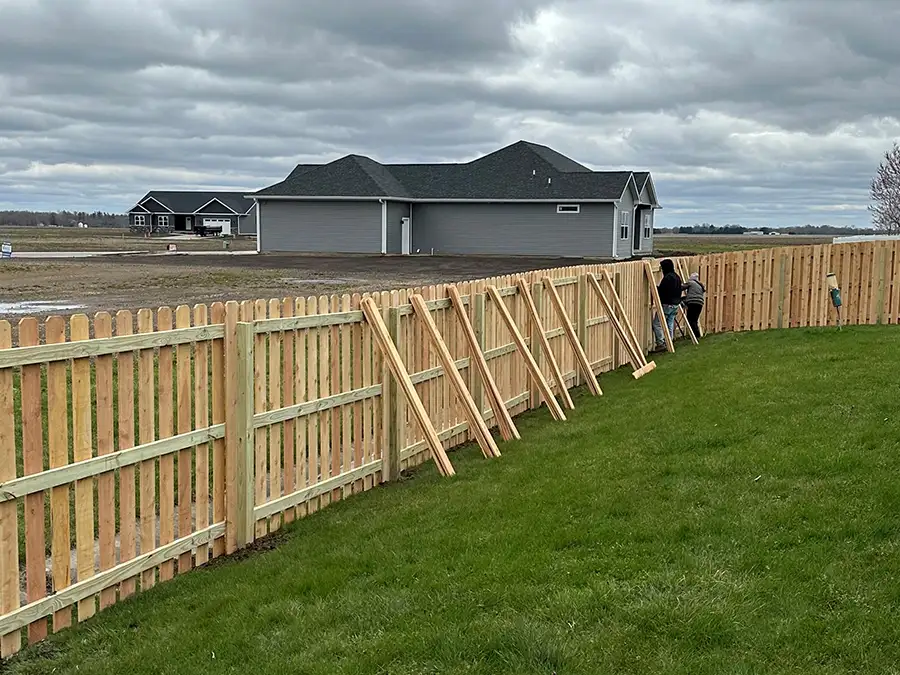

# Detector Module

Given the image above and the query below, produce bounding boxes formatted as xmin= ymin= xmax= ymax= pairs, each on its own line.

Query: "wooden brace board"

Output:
xmin=361 ymin=298 xmax=455 ymax=477
xmin=598 ymin=269 xmax=647 ymax=367
xmin=517 ymin=279 xmax=575 ymax=409
xmin=410 ymin=294 xmax=501 ymax=459
xmin=446 ymin=286 xmax=520 ymax=441
xmin=486 ymin=285 xmax=566 ymax=422
xmin=644 ymin=260 xmax=676 ymax=353
xmin=676 ymin=259 xmax=703 ymax=338
xmin=540 ymin=277 xmax=602 ymax=396
xmin=587 ymin=274 xmax=656 ymax=379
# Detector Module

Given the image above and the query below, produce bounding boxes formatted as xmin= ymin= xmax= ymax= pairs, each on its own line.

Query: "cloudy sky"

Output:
xmin=0 ymin=0 xmax=897 ymax=228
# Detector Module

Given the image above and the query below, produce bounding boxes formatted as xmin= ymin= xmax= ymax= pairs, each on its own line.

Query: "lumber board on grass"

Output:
xmin=411 ymin=294 xmax=500 ymax=459
xmin=542 ymin=277 xmax=602 ymax=396
xmin=517 ymin=278 xmax=575 ymax=409
xmin=448 ymin=285 xmax=519 ymax=441
xmin=361 ymin=297 xmax=455 ymax=477
xmin=486 ymin=285 xmax=566 ymax=422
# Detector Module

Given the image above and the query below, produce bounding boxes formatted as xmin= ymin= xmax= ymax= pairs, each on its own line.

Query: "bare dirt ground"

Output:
xmin=0 ymin=226 xmax=257 ymax=253
xmin=0 ymin=252 xmax=601 ymax=321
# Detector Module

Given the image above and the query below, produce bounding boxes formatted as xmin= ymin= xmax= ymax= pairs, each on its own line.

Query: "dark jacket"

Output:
xmin=658 ymin=271 xmax=683 ymax=306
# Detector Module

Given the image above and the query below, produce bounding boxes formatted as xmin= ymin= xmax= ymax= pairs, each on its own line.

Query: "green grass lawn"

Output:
xmin=6 ymin=326 xmax=900 ymax=674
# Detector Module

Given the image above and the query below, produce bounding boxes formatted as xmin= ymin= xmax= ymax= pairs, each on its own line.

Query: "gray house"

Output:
xmin=249 ymin=141 xmax=660 ymax=258
xmin=128 ymin=191 xmax=257 ymax=236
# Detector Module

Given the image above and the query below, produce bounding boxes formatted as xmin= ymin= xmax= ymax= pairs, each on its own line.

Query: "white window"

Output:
xmin=557 ymin=204 xmax=580 ymax=214
xmin=643 ymin=212 xmax=652 ymax=239
xmin=133 ymin=214 xmax=145 ymax=227
xmin=619 ymin=211 xmax=630 ymax=239
xmin=158 ymin=215 xmax=170 ymax=229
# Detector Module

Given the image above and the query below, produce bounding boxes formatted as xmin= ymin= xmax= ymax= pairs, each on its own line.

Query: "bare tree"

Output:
xmin=870 ymin=143 xmax=900 ymax=233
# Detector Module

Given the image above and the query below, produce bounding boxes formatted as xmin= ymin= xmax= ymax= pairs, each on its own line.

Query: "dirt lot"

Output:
xmin=0 ymin=252 xmax=604 ymax=321
xmin=0 ymin=227 xmax=835 ymax=322
xmin=0 ymin=226 xmax=257 ymax=252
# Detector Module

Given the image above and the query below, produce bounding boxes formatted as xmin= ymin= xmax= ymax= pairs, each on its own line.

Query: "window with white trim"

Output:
xmin=557 ymin=204 xmax=580 ymax=214
xmin=133 ymin=214 xmax=145 ymax=227
xmin=158 ymin=215 xmax=170 ymax=229
xmin=643 ymin=212 xmax=652 ymax=239
xmin=619 ymin=211 xmax=630 ymax=239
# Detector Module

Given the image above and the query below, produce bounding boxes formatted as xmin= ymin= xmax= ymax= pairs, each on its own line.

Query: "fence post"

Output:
xmin=577 ymin=273 xmax=588 ymax=380
xmin=776 ymin=253 xmax=787 ymax=329
xmin=382 ymin=306 xmax=402 ymax=483
xmin=877 ymin=243 xmax=887 ymax=325
xmin=613 ymin=271 xmax=623 ymax=365
xmin=232 ymin=321 xmax=255 ymax=549
xmin=471 ymin=290 xmax=486 ymax=419
xmin=529 ymin=281 xmax=544 ymax=409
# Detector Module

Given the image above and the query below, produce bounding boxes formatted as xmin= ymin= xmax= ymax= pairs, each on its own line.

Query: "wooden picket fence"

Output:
xmin=0 ymin=240 xmax=894 ymax=656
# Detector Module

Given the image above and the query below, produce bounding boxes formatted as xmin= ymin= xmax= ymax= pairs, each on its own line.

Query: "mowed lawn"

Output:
xmin=6 ymin=326 xmax=900 ymax=674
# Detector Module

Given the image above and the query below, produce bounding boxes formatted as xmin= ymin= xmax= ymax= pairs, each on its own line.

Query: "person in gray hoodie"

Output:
xmin=682 ymin=272 xmax=705 ymax=338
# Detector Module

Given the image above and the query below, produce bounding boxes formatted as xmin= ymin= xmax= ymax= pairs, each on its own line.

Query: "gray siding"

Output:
xmin=410 ymin=203 xmax=615 ymax=257
xmin=385 ymin=201 xmax=410 ymax=254
xmin=258 ymin=200 xmax=382 ymax=253
xmin=616 ymin=185 xmax=637 ymax=258
xmin=237 ymin=213 xmax=255 ymax=236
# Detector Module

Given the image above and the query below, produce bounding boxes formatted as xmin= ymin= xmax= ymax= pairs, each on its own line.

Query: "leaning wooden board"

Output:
xmin=361 ymin=298 xmax=455 ymax=477
xmin=486 ymin=285 xmax=566 ymax=422
xmin=410 ymin=294 xmax=500 ymax=459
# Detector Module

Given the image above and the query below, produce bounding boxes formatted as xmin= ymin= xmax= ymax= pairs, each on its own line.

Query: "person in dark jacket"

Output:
xmin=682 ymin=272 xmax=705 ymax=338
xmin=652 ymin=259 xmax=682 ymax=350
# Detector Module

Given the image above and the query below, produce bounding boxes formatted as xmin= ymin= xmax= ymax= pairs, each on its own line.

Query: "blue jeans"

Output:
xmin=652 ymin=304 xmax=679 ymax=347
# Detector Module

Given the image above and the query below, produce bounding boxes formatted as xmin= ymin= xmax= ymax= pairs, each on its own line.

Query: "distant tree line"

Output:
xmin=0 ymin=210 xmax=128 ymax=228
xmin=656 ymin=224 xmax=876 ymax=236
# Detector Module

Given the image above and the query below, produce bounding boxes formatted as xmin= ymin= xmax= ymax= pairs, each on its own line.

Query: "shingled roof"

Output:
xmin=253 ymin=141 xmax=656 ymax=203
xmin=131 ymin=191 xmax=254 ymax=214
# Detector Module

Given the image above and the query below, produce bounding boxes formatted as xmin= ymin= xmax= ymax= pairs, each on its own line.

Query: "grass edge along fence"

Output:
xmin=0 ymin=239 xmax=897 ymax=657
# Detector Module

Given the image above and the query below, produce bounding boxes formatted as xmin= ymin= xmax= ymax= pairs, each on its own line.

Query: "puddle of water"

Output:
xmin=278 ymin=277 xmax=351 ymax=285
xmin=0 ymin=301 xmax=85 ymax=315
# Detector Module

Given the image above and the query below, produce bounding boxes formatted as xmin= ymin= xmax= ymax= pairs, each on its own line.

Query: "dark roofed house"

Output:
xmin=128 ymin=191 xmax=257 ymax=236
xmin=249 ymin=141 xmax=661 ymax=258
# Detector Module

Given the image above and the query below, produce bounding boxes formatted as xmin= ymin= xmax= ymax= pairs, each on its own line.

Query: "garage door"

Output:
xmin=203 ymin=218 xmax=231 ymax=236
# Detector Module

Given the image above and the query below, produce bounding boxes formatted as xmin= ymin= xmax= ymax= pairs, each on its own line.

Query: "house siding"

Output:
xmin=410 ymin=203 xmax=615 ymax=257
xmin=635 ymin=183 xmax=654 ymax=254
xmin=385 ymin=201 xmax=410 ymax=254
xmin=258 ymin=200 xmax=382 ymax=253
xmin=237 ymin=213 xmax=255 ymax=236
xmin=616 ymin=186 xmax=637 ymax=258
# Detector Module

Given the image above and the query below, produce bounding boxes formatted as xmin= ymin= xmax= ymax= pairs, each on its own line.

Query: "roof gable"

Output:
xmin=253 ymin=142 xmax=655 ymax=204
xmin=130 ymin=191 xmax=254 ymax=214
xmin=194 ymin=197 xmax=238 ymax=215
xmin=140 ymin=196 xmax=172 ymax=213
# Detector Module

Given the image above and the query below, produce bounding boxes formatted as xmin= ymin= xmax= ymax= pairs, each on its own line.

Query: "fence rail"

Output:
xmin=0 ymin=240 xmax=896 ymax=656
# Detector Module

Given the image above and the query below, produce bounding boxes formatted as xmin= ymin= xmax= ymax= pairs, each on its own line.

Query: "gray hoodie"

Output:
xmin=683 ymin=275 xmax=705 ymax=306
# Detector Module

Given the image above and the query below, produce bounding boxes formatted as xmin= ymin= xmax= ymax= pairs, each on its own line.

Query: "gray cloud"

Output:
xmin=0 ymin=0 xmax=898 ymax=226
